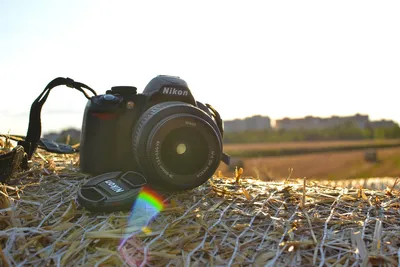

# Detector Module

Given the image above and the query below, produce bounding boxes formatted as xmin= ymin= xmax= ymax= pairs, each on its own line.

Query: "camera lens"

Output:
xmin=161 ymin=127 xmax=209 ymax=175
xmin=132 ymin=102 xmax=222 ymax=191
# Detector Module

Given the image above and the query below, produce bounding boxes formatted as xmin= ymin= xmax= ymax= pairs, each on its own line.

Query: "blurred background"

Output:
xmin=1 ymin=0 xmax=399 ymax=181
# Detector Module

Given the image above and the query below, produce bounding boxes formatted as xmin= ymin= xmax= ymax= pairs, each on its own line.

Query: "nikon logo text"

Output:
xmin=105 ymin=180 xmax=124 ymax=193
xmin=162 ymin=87 xmax=189 ymax=96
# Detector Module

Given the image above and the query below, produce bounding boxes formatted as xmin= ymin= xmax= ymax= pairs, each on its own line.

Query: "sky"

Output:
xmin=1 ymin=0 xmax=399 ymax=135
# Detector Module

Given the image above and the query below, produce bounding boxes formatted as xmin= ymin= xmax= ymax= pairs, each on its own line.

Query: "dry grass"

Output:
xmin=218 ymin=147 xmax=400 ymax=181
xmin=1 ymin=144 xmax=400 ymax=266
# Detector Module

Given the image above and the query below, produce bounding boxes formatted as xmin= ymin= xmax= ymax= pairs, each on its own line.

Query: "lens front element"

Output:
xmin=160 ymin=127 xmax=209 ymax=176
xmin=176 ymin=143 xmax=187 ymax=155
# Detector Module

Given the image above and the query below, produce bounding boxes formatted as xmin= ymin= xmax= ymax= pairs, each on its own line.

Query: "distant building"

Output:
xmin=275 ymin=114 xmax=370 ymax=130
xmin=224 ymin=113 xmax=398 ymax=132
xmin=224 ymin=119 xmax=247 ymax=133
xmin=276 ymin=116 xmax=321 ymax=130
xmin=224 ymin=115 xmax=271 ymax=133
xmin=370 ymin=119 xmax=398 ymax=128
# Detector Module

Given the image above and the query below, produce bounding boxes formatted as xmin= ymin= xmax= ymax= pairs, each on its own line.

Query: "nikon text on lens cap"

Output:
xmin=77 ymin=171 xmax=147 ymax=212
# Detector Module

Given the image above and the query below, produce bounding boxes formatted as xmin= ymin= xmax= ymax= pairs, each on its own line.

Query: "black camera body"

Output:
xmin=80 ymin=75 xmax=227 ymax=191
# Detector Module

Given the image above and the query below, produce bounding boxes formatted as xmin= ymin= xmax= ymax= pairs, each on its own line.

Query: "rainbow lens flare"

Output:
xmin=119 ymin=186 xmax=167 ymax=265
xmin=137 ymin=187 xmax=165 ymax=212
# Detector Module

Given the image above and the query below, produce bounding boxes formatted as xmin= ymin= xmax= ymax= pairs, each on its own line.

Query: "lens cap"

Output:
xmin=77 ymin=171 xmax=147 ymax=212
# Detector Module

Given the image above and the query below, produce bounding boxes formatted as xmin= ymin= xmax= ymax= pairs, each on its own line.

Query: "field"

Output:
xmin=219 ymin=140 xmax=400 ymax=181
xmin=223 ymin=139 xmax=400 ymax=152
xmin=222 ymin=138 xmax=400 ymax=158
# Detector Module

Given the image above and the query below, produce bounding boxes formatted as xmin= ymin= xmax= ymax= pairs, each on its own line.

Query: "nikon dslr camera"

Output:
xmin=80 ymin=75 xmax=229 ymax=191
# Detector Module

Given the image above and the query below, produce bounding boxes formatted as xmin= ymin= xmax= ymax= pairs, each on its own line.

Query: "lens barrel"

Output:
xmin=132 ymin=102 xmax=222 ymax=191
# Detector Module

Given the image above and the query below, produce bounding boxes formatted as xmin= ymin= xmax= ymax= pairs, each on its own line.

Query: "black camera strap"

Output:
xmin=0 ymin=77 xmax=96 ymax=182
xmin=18 ymin=77 xmax=96 ymax=159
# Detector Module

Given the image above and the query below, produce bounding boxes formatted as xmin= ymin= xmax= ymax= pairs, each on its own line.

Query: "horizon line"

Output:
xmin=225 ymin=113 xmax=400 ymax=123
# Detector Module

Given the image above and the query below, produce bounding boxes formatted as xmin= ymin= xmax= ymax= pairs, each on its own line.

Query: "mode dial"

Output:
xmin=111 ymin=86 xmax=137 ymax=96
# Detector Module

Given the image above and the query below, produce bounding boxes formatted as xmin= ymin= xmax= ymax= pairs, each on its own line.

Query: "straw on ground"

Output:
xmin=0 ymin=146 xmax=400 ymax=266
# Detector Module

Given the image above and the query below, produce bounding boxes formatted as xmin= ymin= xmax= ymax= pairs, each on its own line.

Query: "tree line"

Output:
xmin=223 ymin=122 xmax=400 ymax=143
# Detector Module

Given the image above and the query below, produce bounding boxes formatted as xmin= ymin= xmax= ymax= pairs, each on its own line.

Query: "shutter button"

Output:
xmin=103 ymin=94 xmax=116 ymax=101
